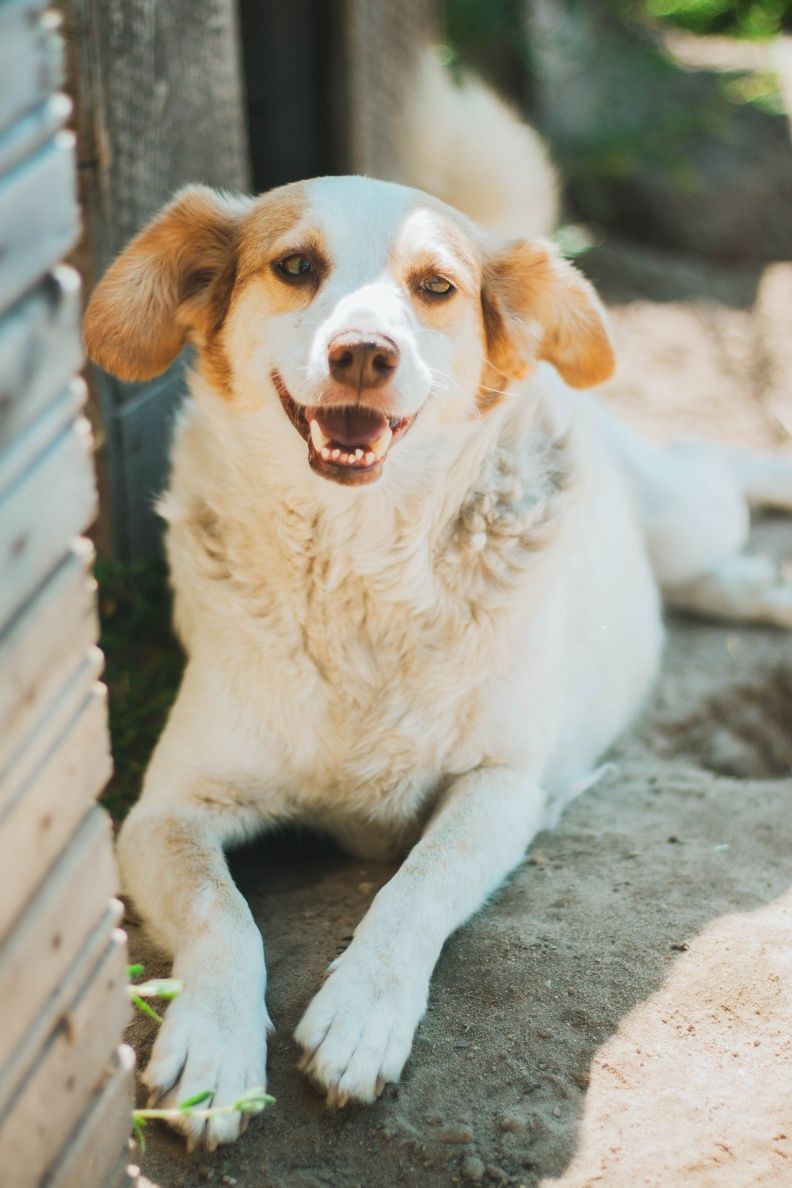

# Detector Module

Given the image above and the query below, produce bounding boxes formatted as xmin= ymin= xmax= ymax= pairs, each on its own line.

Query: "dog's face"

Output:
xmin=84 ymin=177 xmax=613 ymax=489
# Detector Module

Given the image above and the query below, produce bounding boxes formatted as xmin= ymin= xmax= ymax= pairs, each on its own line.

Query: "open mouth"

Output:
xmin=272 ymin=371 xmax=415 ymax=486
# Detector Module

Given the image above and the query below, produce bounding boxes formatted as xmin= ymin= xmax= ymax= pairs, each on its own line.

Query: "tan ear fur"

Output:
xmin=482 ymin=239 xmax=614 ymax=390
xmin=83 ymin=185 xmax=249 ymax=382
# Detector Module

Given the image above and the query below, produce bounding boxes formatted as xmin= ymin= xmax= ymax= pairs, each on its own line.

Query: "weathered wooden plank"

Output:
xmin=343 ymin=0 xmax=434 ymax=178
xmin=0 ymin=681 xmax=111 ymax=940
xmin=0 ymin=413 xmax=96 ymax=629
xmin=0 ymin=641 xmax=102 ymax=804
xmin=72 ymin=0 xmax=249 ymax=267
xmin=0 ymin=542 xmax=96 ymax=775
xmin=0 ymin=379 xmax=83 ymax=496
xmin=43 ymin=1044 xmax=135 ymax=1188
xmin=0 ymin=806 xmax=118 ymax=1072
xmin=0 ymin=91 xmax=71 ymax=179
xmin=0 ymin=267 xmax=83 ymax=453
xmin=0 ymin=0 xmax=63 ymax=138
xmin=0 ymin=131 xmax=80 ymax=317
xmin=0 ymin=927 xmax=130 ymax=1188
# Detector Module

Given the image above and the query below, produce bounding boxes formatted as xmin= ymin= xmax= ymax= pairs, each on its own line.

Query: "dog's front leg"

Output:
xmin=119 ymin=789 xmax=271 ymax=1150
xmin=295 ymin=765 xmax=544 ymax=1104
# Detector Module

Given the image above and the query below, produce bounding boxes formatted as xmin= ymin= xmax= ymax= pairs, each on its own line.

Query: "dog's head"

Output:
xmin=84 ymin=177 xmax=613 ymax=489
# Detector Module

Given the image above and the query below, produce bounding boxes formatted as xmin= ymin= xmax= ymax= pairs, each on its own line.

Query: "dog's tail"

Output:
xmin=396 ymin=48 xmax=560 ymax=240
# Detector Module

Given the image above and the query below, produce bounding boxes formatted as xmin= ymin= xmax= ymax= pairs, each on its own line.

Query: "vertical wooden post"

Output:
xmin=0 ymin=1 xmax=135 ymax=1183
xmin=59 ymin=0 xmax=251 ymax=558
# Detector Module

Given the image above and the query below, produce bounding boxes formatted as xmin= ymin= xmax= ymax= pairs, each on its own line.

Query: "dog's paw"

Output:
xmin=294 ymin=947 xmax=427 ymax=1105
xmin=143 ymin=990 xmax=270 ymax=1150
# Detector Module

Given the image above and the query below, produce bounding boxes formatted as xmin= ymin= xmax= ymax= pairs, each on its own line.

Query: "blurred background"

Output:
xmin=52 ymin=0 xmax=792 ymax=814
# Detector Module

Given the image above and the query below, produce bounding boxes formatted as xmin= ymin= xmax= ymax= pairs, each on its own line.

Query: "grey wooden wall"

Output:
xmin=61 ymin=0 xmax=250 ymax=558
xmin=0 ymin=0 xmax=134 ymax=1183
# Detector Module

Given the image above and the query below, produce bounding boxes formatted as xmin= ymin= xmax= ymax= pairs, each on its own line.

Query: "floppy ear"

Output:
xmin=482 ymin=239 xmax=614 ymax=389
xmin=83 ymin=185 xmax=250 ymax=381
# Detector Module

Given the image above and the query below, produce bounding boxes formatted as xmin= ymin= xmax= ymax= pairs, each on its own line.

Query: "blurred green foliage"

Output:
xmin=444 ymin=0 xmax=792 ymax=44
xmin=634 ymin=0 xmax=792 ymax=38
xmin=96 ymin=559 xmax=183 ymax=820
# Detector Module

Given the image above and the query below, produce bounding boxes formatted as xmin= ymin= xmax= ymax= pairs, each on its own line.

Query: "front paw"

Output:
xmin=294 ymin=947 xmax=428 ymax=1105
xmin=143 ymin=990 xmax=270 ymax=1150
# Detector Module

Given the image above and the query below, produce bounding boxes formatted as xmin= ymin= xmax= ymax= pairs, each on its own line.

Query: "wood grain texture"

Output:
xmin=0 ymin=0 xmax=63 ymax=137
xmin=44 ymin=1045 xmax=136 ymax=1188
xmin=0 ymin=266 xmax=83 ymax=453
xmin=0 ymin=541 xmax=97 ymax=776
xmin=0 ymin=924 xmax=129 ymax=1188
xmin=0 ymin=683 xmax=111 ymax=941
xmin=0 ymin=131 xmax=80 ymax=317
xmin=344 ymin=0 xmax=435 ymax=178
xmin=0 ymin=410 xmax=96 ymax=628
xmin=0 ymin=807 xmax=118 ymax=1072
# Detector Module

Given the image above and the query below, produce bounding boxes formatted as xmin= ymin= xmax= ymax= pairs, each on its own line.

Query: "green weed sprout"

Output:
xmin=133 ymin=1088 xmax=275 ymax=1151
xmin=127 ymin=963 xmax=183 ymax=1025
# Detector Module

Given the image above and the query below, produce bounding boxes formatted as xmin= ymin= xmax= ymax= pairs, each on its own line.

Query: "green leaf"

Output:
xmin=178 ymin=1090 xmax=214 ymax=1112
xmin=127 ymin=963 xmax=145 ymax=979
xmin=132 ymin=1114 xmax=147 ymax=1154
xmin=130 ymin=994 xmax=164 ymax=1025
xmin=233 ymin=1087 xmax=276 ymax=1113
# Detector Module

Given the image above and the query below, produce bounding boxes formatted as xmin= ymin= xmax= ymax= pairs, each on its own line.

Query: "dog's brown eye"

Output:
xmin=278 ymin=254 xmax=315 ymax=281
xmin=420 ymin=275 xmax=455 ymax=297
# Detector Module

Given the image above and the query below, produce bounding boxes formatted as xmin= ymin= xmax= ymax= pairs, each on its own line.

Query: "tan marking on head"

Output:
xmin=480 ymin=239 xmax=614 ymax=409
xmin=83 ymin=182 xmax=309 ymax=399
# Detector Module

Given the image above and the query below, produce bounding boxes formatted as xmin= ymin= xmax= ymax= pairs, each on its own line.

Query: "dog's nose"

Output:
xmin=327 ymin=333 xmax=400 ymax=390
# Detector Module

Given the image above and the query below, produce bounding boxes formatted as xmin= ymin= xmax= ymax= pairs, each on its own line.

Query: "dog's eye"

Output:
xmin=420 ymin=275 xmax=455 ymax=297
xmin=277 ymin=254 xmax=315 ymax=281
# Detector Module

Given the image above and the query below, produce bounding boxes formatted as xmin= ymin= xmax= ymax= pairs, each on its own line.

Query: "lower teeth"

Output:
xmin=318 ymin=445 xmax=378 ymax=467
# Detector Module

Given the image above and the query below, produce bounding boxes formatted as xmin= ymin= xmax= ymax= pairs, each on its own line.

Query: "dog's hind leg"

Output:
xmin=592 ymin=407 xmax=792 ymax=626
xmin=646 ymin=440 xmax=792 ymax=627
xmin=663 ymin=551 xmax=792 ymax=628
xmin=672 ymin=439 xmax=792 ymax=514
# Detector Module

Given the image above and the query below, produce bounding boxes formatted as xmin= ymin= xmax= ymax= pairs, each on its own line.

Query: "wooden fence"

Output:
xmin=0 ymin=0 xmax=134 ymax=1183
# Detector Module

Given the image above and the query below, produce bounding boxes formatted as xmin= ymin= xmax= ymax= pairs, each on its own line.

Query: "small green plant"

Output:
xmin=132 ymin=1087 xmax=275 ymax=1151
xmin=127 ymin=962 xmax=183 ymax=1025
xmin=126 ymin=965 xmax=276 ymax=1150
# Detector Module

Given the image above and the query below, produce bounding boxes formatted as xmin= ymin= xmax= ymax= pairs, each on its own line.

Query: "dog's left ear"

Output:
xmin=84 ymin=185 xmax=251 ymax=382
xmin=482 ymin=239 xmax=614 ymax=389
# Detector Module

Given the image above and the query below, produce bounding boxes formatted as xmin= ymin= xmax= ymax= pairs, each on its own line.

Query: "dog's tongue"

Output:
xmin=309 ymin=405 xmax=388 ymax=448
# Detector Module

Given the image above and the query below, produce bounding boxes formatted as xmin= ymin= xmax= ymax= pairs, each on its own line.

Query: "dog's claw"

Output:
xmin=326 ymin=1085 xmax=349 ymax=1109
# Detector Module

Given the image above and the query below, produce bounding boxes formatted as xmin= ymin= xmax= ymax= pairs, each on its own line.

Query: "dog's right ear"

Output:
xmin=83 ymin=185 xmax=251 ymax=381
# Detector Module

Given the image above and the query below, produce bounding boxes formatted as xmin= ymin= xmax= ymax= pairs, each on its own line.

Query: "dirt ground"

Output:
xmin=127 ymin=244 xmax=792 ymax=1188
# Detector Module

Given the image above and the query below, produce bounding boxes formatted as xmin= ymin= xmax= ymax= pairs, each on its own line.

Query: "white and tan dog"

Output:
xmin=84 ymin=70 xmax=792 ymax=1151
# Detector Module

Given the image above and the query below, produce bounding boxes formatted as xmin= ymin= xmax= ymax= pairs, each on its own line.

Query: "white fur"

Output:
xmin=109 ymin=71 xmax=792 ymax=1149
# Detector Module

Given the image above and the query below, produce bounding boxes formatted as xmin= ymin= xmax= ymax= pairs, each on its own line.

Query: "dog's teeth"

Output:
xmin=310 ymin=420 xmax=330 ymax=450
xmin=354 ymin=448 xmax=364 ymax=461
xmin=370 ymin=426 xmax=392 ymax=459
xmin=340 ymin=452 xmax=350 ymax=464
xmin=331 ymin=448 xmax=340 ymax=460
xmin=320 ymin=446 xmax=331 ymax=460
xmin=364 ymin=452 xmax=375 ymax=465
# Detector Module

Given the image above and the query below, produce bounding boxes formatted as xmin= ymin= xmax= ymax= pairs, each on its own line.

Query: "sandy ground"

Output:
xmin=127 ymin=247 xmax=792 ymax=1188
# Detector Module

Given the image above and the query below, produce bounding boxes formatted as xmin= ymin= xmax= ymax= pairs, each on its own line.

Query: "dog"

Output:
xmin=83 ymin=65 xmax=792 ymax=1151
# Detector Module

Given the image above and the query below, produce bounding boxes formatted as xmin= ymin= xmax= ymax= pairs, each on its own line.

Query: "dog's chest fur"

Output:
xmin=165 ymin=408 xmax=572 ymax=843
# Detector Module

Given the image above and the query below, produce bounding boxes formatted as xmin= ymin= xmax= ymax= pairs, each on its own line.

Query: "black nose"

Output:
xmin=327 ymin=333 xmax=400 ymax=390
